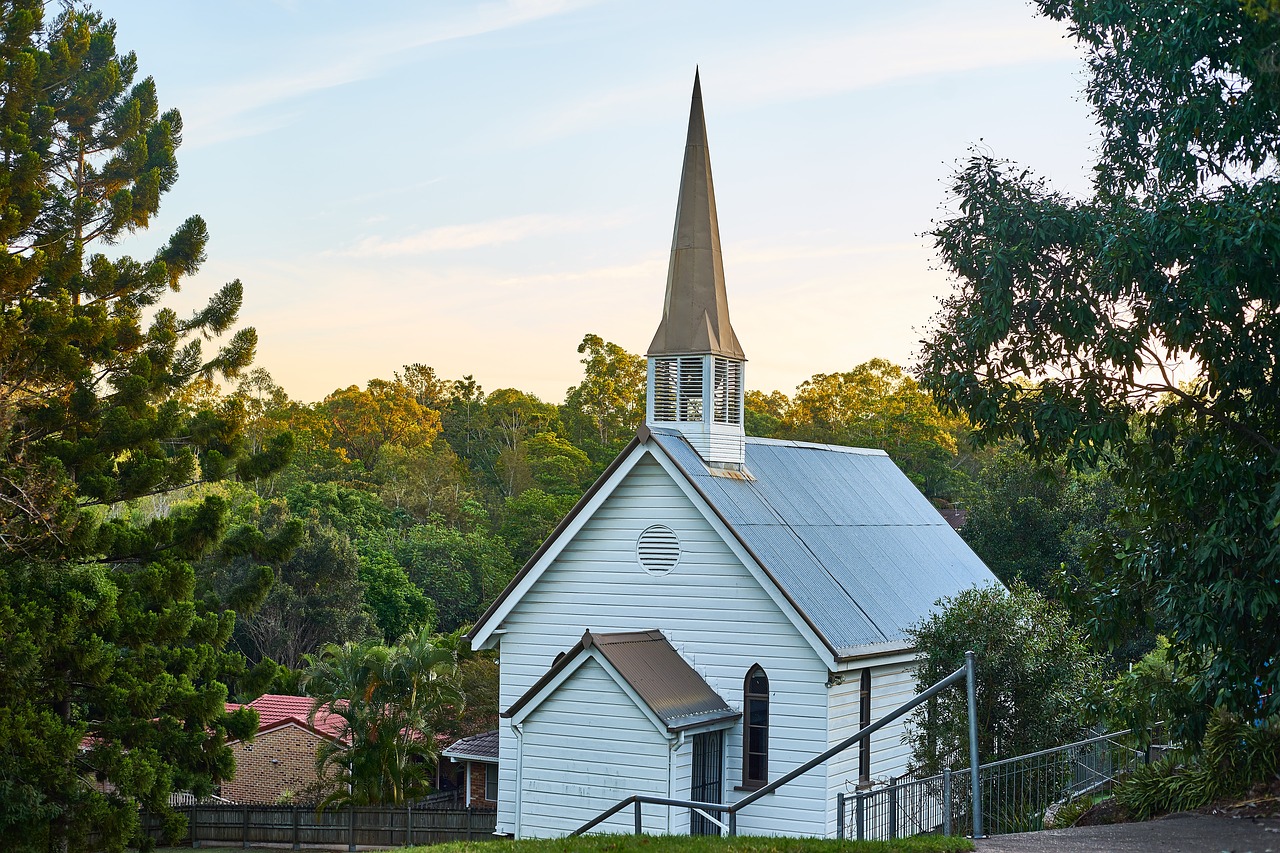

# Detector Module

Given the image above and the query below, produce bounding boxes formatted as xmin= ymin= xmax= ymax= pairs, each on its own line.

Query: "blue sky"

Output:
xmin=105 ymin=0 xmax=1098 ymax=403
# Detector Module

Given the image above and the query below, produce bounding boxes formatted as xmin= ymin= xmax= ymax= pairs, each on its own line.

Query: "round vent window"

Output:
xmin=637 ymin=525 xmax=681 ymax=575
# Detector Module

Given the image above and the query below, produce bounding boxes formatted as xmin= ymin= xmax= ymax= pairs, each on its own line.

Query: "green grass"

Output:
xmin=411 ymin=835 xmax=975 ymax=853
xmin=153 ymin=834 xmax=974 ymax=853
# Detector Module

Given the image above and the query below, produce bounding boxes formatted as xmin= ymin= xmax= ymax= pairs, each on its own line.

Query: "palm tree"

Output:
xmin=303 ymin=631 xmax=463 ymax=808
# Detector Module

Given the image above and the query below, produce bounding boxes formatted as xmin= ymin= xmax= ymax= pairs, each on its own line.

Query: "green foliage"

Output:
xmin=0 ymin=5 xmax=288 ymax=849
xmin=906 ymin=582 xmax=1101 ymax=775
xmin=918 ymin=0 xmax=1280 ymax=723
xmin=392 ymin=520 xmax=516 ymax=633
xmin=1115 ymin=709 xmax=1280 ymax=820
xmin=1105 ymin=637 xmax=1203 ymax=745
xmin=303 ymin=630 xmax=463 ymax=807
xmin=561 ymin=333 xmax=646 ymax=465
xmin=960 ymin=444 xmax=1125 ymax=598
xmin=321 ymin=379 xmax=441 ymax=470
xmin=500 ymin=488 xmax=578 ymax=566
xmin=359 ymin=550 xmax=433 ymax=643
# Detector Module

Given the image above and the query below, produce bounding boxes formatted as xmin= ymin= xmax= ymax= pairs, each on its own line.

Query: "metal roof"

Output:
xmin=649 ymin=429 xmax=1000 ymax=655
xmin=443 ymin=729 xmax=499 ymax=763
xmin=502 ymin=629 xmax=739 ymax=732
xmin=646 ymin=70 xmax=744 ymax=360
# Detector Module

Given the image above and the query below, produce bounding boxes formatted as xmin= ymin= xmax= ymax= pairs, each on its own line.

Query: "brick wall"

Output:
xmin=468 ymin=761 xmax=497 ymax=808
xmin=221 ymin=724 xmax=332 ymax=804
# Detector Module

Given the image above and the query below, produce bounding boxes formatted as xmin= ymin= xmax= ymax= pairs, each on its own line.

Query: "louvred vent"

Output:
xmin=637 ymin=525 xmax=681 ymax=574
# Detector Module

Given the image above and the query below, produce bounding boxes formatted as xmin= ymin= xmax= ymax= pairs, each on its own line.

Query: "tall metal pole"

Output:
xmin=965 ymin=650 xmax=984 ymax=839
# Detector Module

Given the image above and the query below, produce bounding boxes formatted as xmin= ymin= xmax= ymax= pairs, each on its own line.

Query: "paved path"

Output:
xmin=975 ymin=812 xmax=1280 ymax=852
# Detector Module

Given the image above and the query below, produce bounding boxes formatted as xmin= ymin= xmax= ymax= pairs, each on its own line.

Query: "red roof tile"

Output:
xmin=226 ymin=694 xmax=348 ymax=743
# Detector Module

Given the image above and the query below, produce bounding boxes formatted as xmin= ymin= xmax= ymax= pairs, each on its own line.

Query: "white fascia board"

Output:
xmin=644 ymin=441 xmax=838 ymax=671
xmin=509 ymin=648 xmax=673 ymax=740
xmin=470 ymin=445 xmax=652 ymax=649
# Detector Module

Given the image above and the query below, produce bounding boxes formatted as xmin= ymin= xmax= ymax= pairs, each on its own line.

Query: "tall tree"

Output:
xmin=0 ymin=6 xmax=287 ymax=849
xmin=321 ymin=379 xmax=441 ymax=470
xmin=919 ymin=0 xmax=1280 ymax=727
xmin=561 ymin=333 xmax=645 ymax=465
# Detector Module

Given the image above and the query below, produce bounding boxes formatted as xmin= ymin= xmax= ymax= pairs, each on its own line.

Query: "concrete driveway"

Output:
xmin=975 ymin=812 xmax=1280 ymax=852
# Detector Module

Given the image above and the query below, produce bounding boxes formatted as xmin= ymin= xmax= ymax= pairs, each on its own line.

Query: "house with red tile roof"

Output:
xmin=220 ymin=694 xmax=349 ymax=804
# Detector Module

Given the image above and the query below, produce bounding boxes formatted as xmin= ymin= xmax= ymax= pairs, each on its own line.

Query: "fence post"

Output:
xmin=965 ymin=650 xmax=984 ymax=840
xmin=942 ymin=768 xmax=952 ymax=836
xmin=467 ymin=806 xmax=474 ymax=841
xmin=406 ymin=801 xmax=412 ymax=847
xmin=291 ymin=804 xmax=300 ymax=850
xmin=889 ymin=783 xmax=898 ymax=839
xmin=855 ymin=791 xmax=864 ymax=841
xmin=190 ymin=804 xmax=198 ymax=849
xmin=836 ymin=791 xmax=845 ymax=839
xmin=633 ymin=799 xmax=642 ymax=835
xmin=348 ymin=804 xmax=356 ymax=852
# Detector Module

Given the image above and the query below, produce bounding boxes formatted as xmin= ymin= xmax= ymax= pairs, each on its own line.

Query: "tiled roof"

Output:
xmin=442 ymin=729 xmax=499 ymax=762
xmin=503 ymin=630 xmax=739 ymax=732
xmin=226 ymin=694 xmax=348 ymax=743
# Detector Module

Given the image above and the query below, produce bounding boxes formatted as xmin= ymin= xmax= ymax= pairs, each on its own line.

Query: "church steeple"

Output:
xmin=645 ymin=71 xmax=747 ymax=470
xmin=647 ymin=69 xmax=744 ymax=360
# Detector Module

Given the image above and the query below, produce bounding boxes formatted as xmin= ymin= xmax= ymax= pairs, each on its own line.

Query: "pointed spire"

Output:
xmin=647 ymin=70 xmax=745 ymax=360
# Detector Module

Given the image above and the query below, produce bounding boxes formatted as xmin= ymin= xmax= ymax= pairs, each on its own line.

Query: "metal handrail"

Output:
xmin=570 ymin=651 xmax=984 ymax=838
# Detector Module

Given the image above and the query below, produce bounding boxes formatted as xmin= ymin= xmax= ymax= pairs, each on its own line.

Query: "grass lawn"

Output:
xmin=155 ymin=836 xmax=974 ymax=853
xmin=411 ymin=836 xmax=975 ymax=853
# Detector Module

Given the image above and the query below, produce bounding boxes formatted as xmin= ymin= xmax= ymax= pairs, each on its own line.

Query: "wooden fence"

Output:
xmin=141 ymin=803 xmax=497 ymax=849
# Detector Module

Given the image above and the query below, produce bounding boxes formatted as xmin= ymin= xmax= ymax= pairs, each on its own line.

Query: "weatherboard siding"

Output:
xmin=517 ymin=658 xmax=671 ymax=837
xmin=824 ymin=662 xmax=917 ymax=837
xmin=496 ymin=453 xmax=829 ymax=838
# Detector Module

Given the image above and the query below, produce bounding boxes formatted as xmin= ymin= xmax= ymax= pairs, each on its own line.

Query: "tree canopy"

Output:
xmin=0 ymin=5 xmax=289 ymax=849
xmin=919 ymin=0 xmax=1280 ymax=726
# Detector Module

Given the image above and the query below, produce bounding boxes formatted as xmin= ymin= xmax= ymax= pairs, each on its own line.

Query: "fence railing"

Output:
xmin=140 ymin=803 xmax=496 ymax=850
xmin=572 ymin=652 xmax=983 ymax=838
xmin=840 ymin=728 xmax=1153 ymax=841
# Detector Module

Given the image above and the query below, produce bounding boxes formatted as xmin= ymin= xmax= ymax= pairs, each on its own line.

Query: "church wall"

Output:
xmin=824 ymin=661 xmax=918 ymax=837
xmin=495 ymin=450 xmax=830 ymax=838
xmin=516 ymin=658 xmax=671 ymax=837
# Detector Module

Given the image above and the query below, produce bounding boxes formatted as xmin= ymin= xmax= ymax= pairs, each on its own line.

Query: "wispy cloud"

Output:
xmin=526 ymin=5 xmax=1078 ymax=142
xmin=333 ymin=211 xmax=628 ymax=257
xmin=184 ymin=0 xmax=597 ymax=147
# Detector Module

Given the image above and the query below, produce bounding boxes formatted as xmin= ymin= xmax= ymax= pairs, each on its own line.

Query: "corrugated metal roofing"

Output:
xmin=503 ymin=629 xmax=739 ymax=732
xmin=650 ymin=429 xmax=999 ymax=655
xmin=443 ymin=729 xmax=499 ymax=762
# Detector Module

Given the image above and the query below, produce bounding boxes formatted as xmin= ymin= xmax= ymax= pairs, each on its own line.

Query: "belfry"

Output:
xmin=645 ymin=70 xmax=747 ymax=470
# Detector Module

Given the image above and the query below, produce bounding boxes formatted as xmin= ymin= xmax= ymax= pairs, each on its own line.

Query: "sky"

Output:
xmin=103 ymin=0 xmax=1099 ymax=404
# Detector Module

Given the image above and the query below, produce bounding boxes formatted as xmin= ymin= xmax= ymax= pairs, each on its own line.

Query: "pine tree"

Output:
xmin=0 ymin=5 xmax=290 ymax=849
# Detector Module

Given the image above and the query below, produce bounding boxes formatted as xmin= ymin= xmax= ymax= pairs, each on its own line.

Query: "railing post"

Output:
xmin=855 ymin=791 xmax=864 ymax=841
xmin=836 ymin=791 xmax=845 ymax=839
xmin=728 ymin=810 xmax=737 ymax=837
xmin=889 ymin=783 xmax=898 ymax=839
xmin=965 ymin=650 xmax=984 ymax=840
xmin=942 ymin=768 xmax=952 ymax=836
xmin=634 ymin=799 xmax=642 ymax=835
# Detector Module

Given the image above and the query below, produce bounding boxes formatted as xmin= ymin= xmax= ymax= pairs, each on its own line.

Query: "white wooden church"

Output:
xmin=467 ymin=72 xmax=998 ymax=839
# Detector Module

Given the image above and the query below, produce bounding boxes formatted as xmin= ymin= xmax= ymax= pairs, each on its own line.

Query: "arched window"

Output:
xmin=743 ymin=665 xmax=769 ymax=788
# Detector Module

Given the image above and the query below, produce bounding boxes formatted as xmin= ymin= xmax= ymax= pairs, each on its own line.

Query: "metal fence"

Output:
xmin=139 ymin=803 xmax=496 ymax=849
xmin=839 ymin=729 xmax=1152 ymax=840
